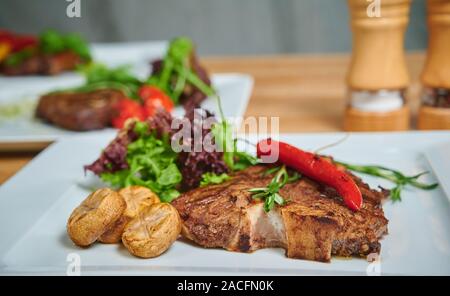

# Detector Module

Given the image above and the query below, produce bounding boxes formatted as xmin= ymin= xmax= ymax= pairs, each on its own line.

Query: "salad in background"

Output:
xmin=35 ymin=37 xmax=214 ymax=131
xmin=0 ymin=29 xmax=91 ymax=76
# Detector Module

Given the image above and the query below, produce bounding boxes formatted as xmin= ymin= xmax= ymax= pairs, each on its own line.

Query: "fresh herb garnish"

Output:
xmin=211 ymin=119 xmax=258 ymax=171
xmin=59 ymin=37 xmax=213 ymax=104
xmin=77 ymin=63 xmax=142 ymax=99
xmin=48 ymin=63 xmax=143 ymax=99
xmin=147 ymin=37 xmax=215 ymax=104
xmin=209 ymin=90 xmax=258 ymax=172
xmin=200 ymin=172 xmax=231 ymax=187
xmin=39 ymin=29 xmax=91 ymax=60
xmin=3 ymin=30 xmax=90 ymax=67
xmin=3 ymin=48 xmax=34 ymax=66
xmin=335 ymin=162 xmax=439 ymax=201
xmin=100 ymin=121 xmax=182 ymax=202
xmin=232 ymin=148 xmax=259 ymax=170
xmin=81 ymin=63 xmax=137 ymax=85
xmin=249 ymin=166 xmax=300 ymax=212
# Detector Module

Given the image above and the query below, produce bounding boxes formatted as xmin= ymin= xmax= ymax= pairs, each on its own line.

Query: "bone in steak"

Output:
xmin=172 ymin=165 xmax=389 ymax=262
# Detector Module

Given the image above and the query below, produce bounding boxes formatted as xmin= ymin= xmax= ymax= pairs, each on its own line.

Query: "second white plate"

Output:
xmin=0 ymin=73 xmax=253 ymax=150
xmin=0 ymin=131 xmax=449 ymax=275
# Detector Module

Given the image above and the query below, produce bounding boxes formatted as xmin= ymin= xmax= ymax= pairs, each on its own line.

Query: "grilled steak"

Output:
xmin=36 ymin=89 xmax=125 ymax=131
xmin=172 ymin=165 xmax=389 ymax=262
xmin=1 ymin=51 xmax=83 ymax=76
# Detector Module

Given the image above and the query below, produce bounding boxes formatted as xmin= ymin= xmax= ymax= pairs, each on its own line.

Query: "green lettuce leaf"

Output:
xmin=99 ymin=122 xmax=182 ymax=202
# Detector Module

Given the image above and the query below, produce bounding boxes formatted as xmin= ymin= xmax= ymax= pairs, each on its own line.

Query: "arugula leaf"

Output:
xmin=200 ymin=172 xmax=231 ymax=187
xmin=211 ymin=121 xmax=258 ymax=171
xmin=233 ymin=148 xmax=259 ymax=171
xmin=63 ymin=33 xmax=91 ymax=60
xmin=100 ymin=170 xmax=131 ymax=188
xmin=211 ymin=121 xmax=234 ymax=168
xmin=158 ymin=163 xmax=183 ymax=186
xmin=335 ymin=162 xmax=439 ymax=202
xmin=77 ymin=63 xmax=142 ymax=99
xmin=147 ymin=37 xmax=215 ymax=104
xmin=81 ymin=63 xmax=138 ymax=85
xmin=249 ymin=166 xmax=300 ymax=212
xmin=39 ymin=30 xmax=91 ymax=60
xmin=3 ymin=48 xmax=34 ymax=66
xmin=99 ymin=122 xmax=182 ymax=202
xmin=39 ymin=30 xmax=65 ymax=54
xmin=44 ymin=63 xmax=145 ymax=99
xmin=159 ymin=189 xmax=181 ymax=203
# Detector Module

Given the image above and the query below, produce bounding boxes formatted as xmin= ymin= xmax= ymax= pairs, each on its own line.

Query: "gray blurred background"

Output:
xmin=0 ymin=0 xmax=427 ymax=55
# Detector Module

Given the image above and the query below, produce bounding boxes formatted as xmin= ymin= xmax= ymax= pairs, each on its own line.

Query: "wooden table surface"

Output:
xmin=0 ymin=53 xmax=426 ymax=185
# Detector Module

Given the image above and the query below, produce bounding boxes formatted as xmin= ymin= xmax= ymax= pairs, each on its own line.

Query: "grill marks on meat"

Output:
xmin=281 ymin=178 xmax=387 ymax=260
xmin=172 ymin=165 xmax=389 ymax=262
xmin=36 ymin=89 xmax=125 ymax=131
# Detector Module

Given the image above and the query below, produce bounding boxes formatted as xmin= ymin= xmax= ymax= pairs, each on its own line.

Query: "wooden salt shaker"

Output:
xmin=344 ymin=0 xmax=411 ymax=131
xmin=419 ymin=0 xmax=450 ymax=130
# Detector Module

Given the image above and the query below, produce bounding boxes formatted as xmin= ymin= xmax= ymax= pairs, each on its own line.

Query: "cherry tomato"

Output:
xmin=138 ymin=85 xmax=174 ymax=117
xmin=111 ymin=99 xmax=145 ymax=129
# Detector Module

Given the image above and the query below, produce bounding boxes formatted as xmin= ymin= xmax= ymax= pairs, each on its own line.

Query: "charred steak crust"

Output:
xmin=172 ymin=165 xmax=389 ymax=262
xmin=36 ymin=89 xmax=125 ymax=131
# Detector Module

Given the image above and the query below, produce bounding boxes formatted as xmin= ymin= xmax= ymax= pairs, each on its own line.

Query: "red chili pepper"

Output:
xmin=256 ymin=138 xmax=363 ymax=211
xmin=111 ymin=99 xmax=145 ymax=129
xmin=138 ymin=85 xmax=174 ymax=117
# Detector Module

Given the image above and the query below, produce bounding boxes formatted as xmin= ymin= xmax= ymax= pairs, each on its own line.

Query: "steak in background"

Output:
xmin=0 ymin=51 xmax=83 ymax=76
xmin=36 ymin=89 xmax=125 ymax=131
xmin=172 ymin=165 xmax=389 ymax=262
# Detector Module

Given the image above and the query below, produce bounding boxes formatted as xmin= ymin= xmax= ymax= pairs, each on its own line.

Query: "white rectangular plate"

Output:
xmin=1 ymin=131 xmax=449 ymax=275
xmin=0 ymin=74 xmax=252 ymax=143
xmin=0 ymin=42 xmax=168 ymax=94
xmin=0 ymin=42 xmax=253 ymax=150
xmin=425 ymin=141 xmax=450 ymax=203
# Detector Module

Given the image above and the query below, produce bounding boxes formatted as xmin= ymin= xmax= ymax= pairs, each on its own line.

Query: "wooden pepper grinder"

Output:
xmin=344 ymin=0 xmax=411 ymax=131
xmin=418 ymin=0 xmax=450 ymax=130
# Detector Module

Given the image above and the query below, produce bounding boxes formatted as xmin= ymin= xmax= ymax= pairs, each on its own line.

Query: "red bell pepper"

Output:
xmin=256 ymin=138 xmax=363 ymax=211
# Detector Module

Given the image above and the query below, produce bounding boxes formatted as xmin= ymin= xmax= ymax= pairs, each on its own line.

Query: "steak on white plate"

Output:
xmin=172 ymin=165 xmax=388 ymax=262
